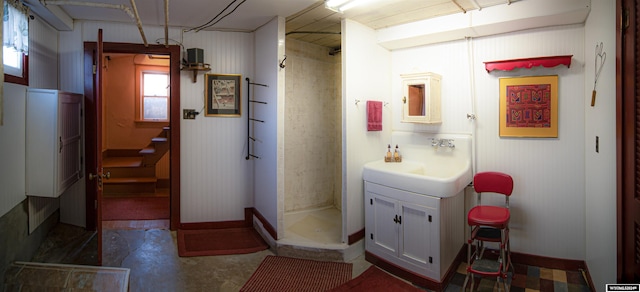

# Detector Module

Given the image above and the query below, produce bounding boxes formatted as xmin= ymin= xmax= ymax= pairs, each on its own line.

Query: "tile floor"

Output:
xmin=7 ymin=222 xmax=593 ymax=292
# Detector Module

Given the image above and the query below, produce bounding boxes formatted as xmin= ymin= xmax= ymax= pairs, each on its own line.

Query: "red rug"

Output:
xmin=328 ymin=266 xmax=423 ymax=291
xmin=102 ymin=197 xmax=169 ymax=221
xmin=177 ymin=227 xmax=268 ymax=257
xmin=240 ymin=256 xmax=352 ymax=292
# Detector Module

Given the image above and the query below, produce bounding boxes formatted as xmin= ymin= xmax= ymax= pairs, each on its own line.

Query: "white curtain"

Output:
xmin=3 ymin=0 xmax=28 ymax=55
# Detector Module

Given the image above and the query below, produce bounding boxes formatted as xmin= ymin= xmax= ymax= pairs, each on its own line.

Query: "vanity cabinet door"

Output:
xmin=365 ymin=192 xmax=399 ymax=257
xmin=399 ymin=201 xmax=437 ymax=275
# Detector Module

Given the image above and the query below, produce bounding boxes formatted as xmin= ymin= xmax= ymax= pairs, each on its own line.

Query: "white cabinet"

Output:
xmin=364 ymin=181 xmax=464 ymax=282
xmin=401 ymin=72 xmax=441 ymax=124
xmin=26 ymin=89 xmax=83 ymax=198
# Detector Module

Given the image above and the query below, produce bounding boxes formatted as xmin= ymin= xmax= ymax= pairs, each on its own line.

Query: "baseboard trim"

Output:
xmin=178 ymin=208 xmax=253 ymax=230
xmin=250 ymin=207 xmax=277 ymax=240
xmin=511 ymin=251 xmax=595 ymax=292
xmin=348 ymin=228 xmax=364 ymax=245
xmin=510 ymin=250 xmax=586 ymax=270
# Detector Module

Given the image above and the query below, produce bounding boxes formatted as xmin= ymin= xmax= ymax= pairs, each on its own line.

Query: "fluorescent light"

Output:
xmin=325 ymin=0 xmax=376 ymax=12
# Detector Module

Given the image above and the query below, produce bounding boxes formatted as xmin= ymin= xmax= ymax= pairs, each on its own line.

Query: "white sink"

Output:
xmin=363 ymin=159 xmax=472 ymax=197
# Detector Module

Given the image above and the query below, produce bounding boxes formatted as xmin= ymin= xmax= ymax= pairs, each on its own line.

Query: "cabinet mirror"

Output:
xmin=401 ymin=72 xmax=441 ymax=124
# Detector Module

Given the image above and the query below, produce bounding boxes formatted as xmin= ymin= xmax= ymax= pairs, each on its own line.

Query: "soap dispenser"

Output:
xmin=385 ymin=144 xmax=392 ymax=162
xmin=394 ymin=145 xmax=402 ymax=162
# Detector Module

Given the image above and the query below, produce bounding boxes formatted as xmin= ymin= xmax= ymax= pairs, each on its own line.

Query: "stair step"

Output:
xmin=104 ymin=166 xmax=155 ymax=178
xmin=139 ymin=147 xmax=156 ymax=155
xmin=104 ymin=177 xmax=158 ymax=184
xmin=151 ymin=137 xmax=167 ymax=143
xmin=103 ymin=157 xmax=143 ymax=168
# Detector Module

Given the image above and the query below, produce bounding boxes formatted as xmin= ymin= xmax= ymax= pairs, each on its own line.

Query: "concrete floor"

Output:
xmin=24 ymin=222 xmax=375 ymax=292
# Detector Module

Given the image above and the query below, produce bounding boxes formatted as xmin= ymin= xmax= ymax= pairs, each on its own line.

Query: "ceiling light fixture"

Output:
xmin=325 ymin=0 xmax=375 ymax=13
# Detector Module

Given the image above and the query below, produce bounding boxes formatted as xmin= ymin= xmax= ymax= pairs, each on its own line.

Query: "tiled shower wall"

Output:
xmin=284 ymin=38 xmax=342 ymax=212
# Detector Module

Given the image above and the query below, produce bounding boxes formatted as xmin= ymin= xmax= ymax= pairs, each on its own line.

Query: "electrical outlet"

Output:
xmin=183 ymin=109 xmax=197 ymax=120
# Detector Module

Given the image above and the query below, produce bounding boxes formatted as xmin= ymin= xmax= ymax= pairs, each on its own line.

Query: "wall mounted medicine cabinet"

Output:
xmin=401 ymin=72 xmax=441 ymax=124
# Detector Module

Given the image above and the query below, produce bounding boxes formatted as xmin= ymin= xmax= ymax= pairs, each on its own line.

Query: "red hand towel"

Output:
xmin=367 ymin=101 xmax=382 ymax=131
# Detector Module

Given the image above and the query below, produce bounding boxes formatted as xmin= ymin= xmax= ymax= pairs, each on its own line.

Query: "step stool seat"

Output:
xmin=468 ymin=205 xmax=510 ymax=229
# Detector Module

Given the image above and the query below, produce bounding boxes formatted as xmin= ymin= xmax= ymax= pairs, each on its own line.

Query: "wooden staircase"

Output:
xmin=103 ymin=127 xmax=169 ymax=197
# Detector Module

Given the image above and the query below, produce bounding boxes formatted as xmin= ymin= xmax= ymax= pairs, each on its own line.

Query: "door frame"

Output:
xmin=84 ymin=42 xmax=181 ymax=231
xmin=617 ymin=0 xmax=638 ymax=281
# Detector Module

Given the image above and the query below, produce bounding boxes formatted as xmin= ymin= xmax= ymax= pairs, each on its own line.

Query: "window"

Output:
xmin=3 ymin=0 xmax=29 ymax=85
xmin=135 ymin=65 xmax=170 ymax=122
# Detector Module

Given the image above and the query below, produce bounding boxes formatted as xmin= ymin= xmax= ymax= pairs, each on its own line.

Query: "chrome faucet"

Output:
xmin=431 ymin=138 xmax=455 ymax=149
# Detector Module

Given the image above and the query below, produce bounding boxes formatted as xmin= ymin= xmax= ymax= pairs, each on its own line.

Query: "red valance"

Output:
xmin=484 ymin=55 xmax=573 ymax=73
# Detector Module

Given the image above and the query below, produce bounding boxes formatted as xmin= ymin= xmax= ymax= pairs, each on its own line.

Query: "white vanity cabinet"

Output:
xmin=26 ymin=89 xmax=83 ymax=198
xmin=364 ymin=181 xmax=464 ymax=282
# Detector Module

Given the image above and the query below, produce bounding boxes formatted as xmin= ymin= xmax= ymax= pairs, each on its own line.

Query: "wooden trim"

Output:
xmin=178 ymin=208 xmax=255 ymax=230
xmin=4 ymin=54 xmax=29 ymax=86
xmin=179 ymin=220 xmax=250 ymax=230
xmin=510 ymin=251 xmax=587 ymax=270
xmin=616 ymin=0 xmax=626 ymax=281
xmin=483 ymin=55 xmax=572 ymax=73
xmin=348 ymin=228 xmax=365 ymax=245
xmin=251 ymin=207 xmax=277 ymax=240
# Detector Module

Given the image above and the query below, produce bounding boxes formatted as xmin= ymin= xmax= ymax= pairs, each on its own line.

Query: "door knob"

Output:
xmin=88 ymin=171 xmax=110 ymax=180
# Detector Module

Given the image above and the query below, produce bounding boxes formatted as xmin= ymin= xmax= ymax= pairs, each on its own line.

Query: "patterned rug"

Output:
xmin=177 ymin=227 xmax=268 ymax=257
xmin=240 ymin=256 xmax=352 ymax=292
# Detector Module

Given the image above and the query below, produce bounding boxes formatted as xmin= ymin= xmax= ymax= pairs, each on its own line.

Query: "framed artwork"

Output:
xmin=499 ymin=75 xmax=558 ymax=138
xmin=205 ymin=73 xmax=241 ymax=117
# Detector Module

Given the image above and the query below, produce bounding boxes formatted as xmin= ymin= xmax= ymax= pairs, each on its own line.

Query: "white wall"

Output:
xmin=179 ymin=29 xmax=254 ymax=223
xmin=252 ymin=17 xmax=285 ymax=237
xmin=387 ymin=25 xmax=586 ymax=260
xmin=0 ymin=83 xmax=27 ymax=217
xmin=584 ymin=0 xmax=617 ymax=287
xmin=342 ymin=8 xmax=590 ymax=264
xmin=474 ymin=26 xmax=586 ymax=260
xmin=343 ymin=19 xmax=392 ymax=238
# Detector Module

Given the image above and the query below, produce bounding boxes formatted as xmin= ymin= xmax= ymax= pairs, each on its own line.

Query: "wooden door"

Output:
xmin=618 ymin=0 xmax=640 ymax=281
xmin=84 ymin=29 xmax=105 ymax=264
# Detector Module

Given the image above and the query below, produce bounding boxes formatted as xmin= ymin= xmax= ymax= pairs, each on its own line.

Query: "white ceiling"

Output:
xmin=29 ymin=0 xmax=516 ymax=48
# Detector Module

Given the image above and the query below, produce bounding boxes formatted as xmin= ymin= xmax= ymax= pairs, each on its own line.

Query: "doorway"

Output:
xmin=83 ymin=42 xmax=181 ymax=235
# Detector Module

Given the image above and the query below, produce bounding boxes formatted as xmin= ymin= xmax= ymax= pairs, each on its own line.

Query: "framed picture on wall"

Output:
xmin=499 ymin=75 xmax=558 ymax=138
xmin=205 ymin=73 xmax=241 ymax=117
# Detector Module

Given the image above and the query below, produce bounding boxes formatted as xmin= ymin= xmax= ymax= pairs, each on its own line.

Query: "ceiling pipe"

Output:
xmin=43 ymin=0 xmax=148 ymax=46
xmin=469 ymin=0 xmax=481 ymax=10
xmin=164 ymin=0 xmax=169 ymax=47
xmin=128 ymin=0 xmax=148 ymax=46
xmin=451 ymin=0 xmax=467 ymax=13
